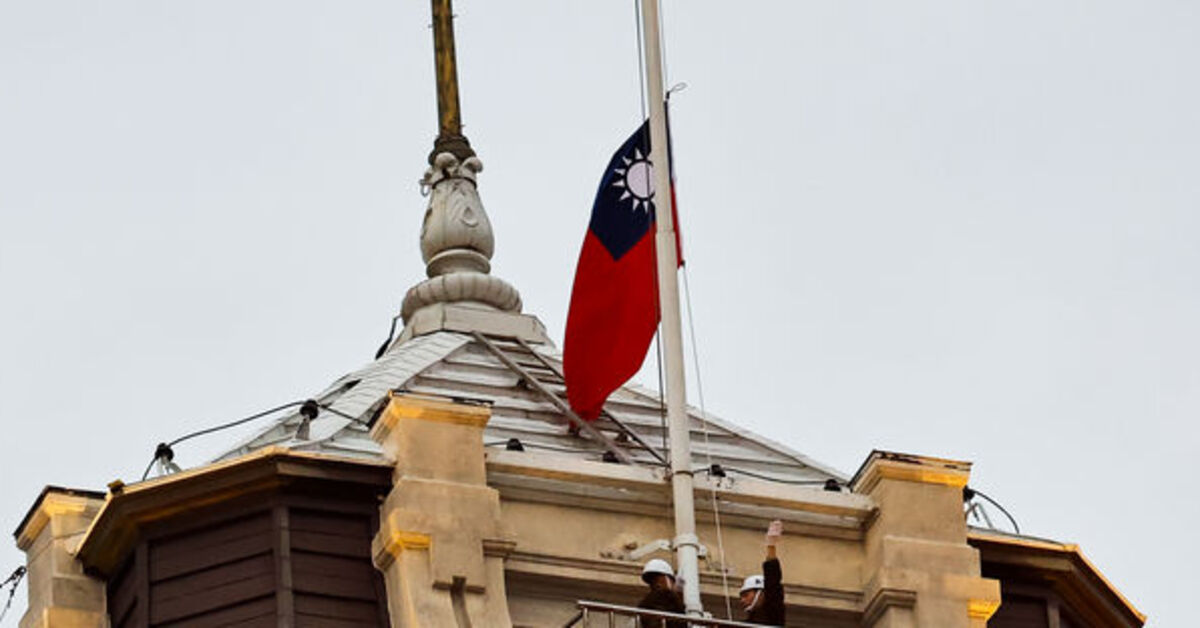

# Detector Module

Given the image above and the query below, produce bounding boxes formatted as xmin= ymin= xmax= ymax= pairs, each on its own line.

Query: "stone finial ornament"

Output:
xmin=420 ymin=152 xmax=493 ymax=275
xmin=401 ymin=152 xmax=522 ymax=322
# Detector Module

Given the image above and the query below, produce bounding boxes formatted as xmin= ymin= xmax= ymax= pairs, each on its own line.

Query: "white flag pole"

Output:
xmin=638 ymin=0 xmax=702 ymax=616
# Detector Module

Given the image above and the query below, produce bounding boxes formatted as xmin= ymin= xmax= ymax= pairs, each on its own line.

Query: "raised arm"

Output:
xmin=765 ymin=519 xmax=782 ymax=560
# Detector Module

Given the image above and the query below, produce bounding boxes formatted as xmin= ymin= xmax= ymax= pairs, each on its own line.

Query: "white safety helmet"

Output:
xmin=739 ymin=574 xmax=765 ymax=594
xmin=641 ymin=558 xmax=675 ymax=585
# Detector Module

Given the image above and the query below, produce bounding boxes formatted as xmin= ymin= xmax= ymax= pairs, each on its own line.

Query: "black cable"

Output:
xmin=0 ymin=568 xmax=22 ymax=588
xmin=316 ymin=403 xmax=373 ymax=427
xmin=374 ymin=314 xmax=401 ymax=359
xmin=705 ymin=465 xmax=846 ymax=487
xmin=0 ymin=566 xmax=26 ymax=624
xmin=140 ymin=400 xmax=308 ymax=481
xmin=969 ymin=487 xmax=1021 ymax=534
xmin=168 ymin=401 xmax=307 ymax=448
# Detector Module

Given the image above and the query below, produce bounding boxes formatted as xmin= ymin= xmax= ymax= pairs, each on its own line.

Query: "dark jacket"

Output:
xmin=745 ymin=557 xmax=785 ymax=625
xmin=637 ymin=587 xmax=687 ymax=628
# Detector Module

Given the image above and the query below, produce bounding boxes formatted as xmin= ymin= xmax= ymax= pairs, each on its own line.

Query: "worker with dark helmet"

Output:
xmin=637 ymin=558 xmax=686 ymax=628
xmin=739 ymin=520 xmax=786 ymax=625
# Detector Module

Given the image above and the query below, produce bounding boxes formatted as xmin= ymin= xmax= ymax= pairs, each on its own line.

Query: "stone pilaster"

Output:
xmin=14 ymin=488 xmax=107 ymax=628
xmin=852 ymin=451 xmax=1001 ymax=628
xmin=370 ymin=393 xmax=515 ymax=627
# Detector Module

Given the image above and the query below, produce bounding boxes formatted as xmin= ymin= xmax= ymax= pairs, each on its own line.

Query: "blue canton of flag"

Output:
xmin=589 ymin=121 xmax=656 ymax=261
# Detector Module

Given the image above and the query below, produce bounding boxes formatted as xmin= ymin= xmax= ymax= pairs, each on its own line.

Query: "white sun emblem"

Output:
xmin=612 ymin=148 xmax=655 ymax=213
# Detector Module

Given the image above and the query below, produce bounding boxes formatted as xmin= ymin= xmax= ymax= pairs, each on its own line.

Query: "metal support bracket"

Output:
xmin=471 ymin=332 xmax=634 ymax=464
xmin=512 ymin=337 xmax=668 ymax=466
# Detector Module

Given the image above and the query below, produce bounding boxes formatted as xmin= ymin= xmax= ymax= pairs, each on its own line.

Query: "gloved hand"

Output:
xmin=765 ymin=519 xmax=783 ymax=546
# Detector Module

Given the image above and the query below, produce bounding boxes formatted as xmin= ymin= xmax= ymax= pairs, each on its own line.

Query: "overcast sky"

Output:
xmin=1 ymin=1 xmax=1196 ymax=625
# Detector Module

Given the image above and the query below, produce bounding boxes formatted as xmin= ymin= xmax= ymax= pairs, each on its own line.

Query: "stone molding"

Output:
xmin=402 ymin=273 xmax=521 ymax=322
xmin=395 ymin=302 xmax=549 ymax=345
xmin=850 ymin=450 xmax=972 ymax=495
xmin=486 ymin=448 xmax=876 ymax=526
xmin=861 ymin=587 xmax=917 ymax=627
xmin=15 ymin=489 xmax=104 ymax=552
xmin=372 ymin=391 xmax=491 ymax=436
xmin=374 ymin=529 xmax=435 ymax=570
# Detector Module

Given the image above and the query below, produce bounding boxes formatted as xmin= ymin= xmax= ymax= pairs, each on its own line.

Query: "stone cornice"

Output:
xmin=371 ymin=392 xmax=492 ymax=444
xmin=486 ymin=449 xmax=875 ymax=530
xmin=850 ymin=450 xmax=972 ymax=494
xmin=13 ymin=487 xmax=105 ymax=551
xmin=861 ymin=587 xmax=917 ymax=626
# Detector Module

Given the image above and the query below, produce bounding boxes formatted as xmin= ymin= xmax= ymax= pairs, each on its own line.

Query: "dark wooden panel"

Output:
xmin=294 ymin=614 xmax=374 ymax=628
xmin=136 ymin=542 xmax=151 ymax=627
xmin=989 ymin=595 xmax=1049 ymax=628
xmin=290 ymin=529 xmax=371 ymax=559
xmin=288 ymin=510 xmax=373 ymax=560
xmin=288 ymin=509 xmax=387 ymax=626
xmin=151 ymin=535 xmax=274 ymax=582
xmin=113 ymin=600 xmax=139 ymax=628
xmin=292 ymin=552 xmax=378 ymax=601
xmin=273 ymin=505 xmax=296 ymax=621
xmin=108 ymin=558 xmax=137 ymax=628
xmin=150 ymin=574 xmax=275 ymax=625
xmin=156 ymin=595 xmax=277 ymax=628
xmin=153 ymin=512 xmax=272 ymax=558
xmin=294 ymin=594 xmax=383 ymax=624
xmin=290 ymin=510 xmax=372 ymax=538
xmin=100 ymin=468 xmax=390 ymax=627
xmin=150 ymin=513 xmax=273 ymax=581
xmin=153 ymin=554 xmax=274 ymax=605
xmin=295 ymin=612 xmax=383 ymax=628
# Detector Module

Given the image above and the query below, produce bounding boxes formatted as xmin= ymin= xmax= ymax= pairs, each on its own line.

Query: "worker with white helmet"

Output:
xmin=636 ymin=558 xmax=686 ymax=628
xmin=739 ymin=519 xmax=786 ymax=625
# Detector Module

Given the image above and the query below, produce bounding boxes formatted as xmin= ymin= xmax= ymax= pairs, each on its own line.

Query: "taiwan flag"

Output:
xmin=564 ymin=120 xmax=680 ymax=421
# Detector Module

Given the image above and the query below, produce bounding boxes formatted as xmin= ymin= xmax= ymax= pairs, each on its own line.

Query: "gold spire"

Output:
xmin=429 ymin=0 xmax=474 ymax=164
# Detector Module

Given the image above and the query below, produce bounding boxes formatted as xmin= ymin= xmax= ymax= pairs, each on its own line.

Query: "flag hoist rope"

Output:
xmin=685 ymin=267 xmax=736 ymax=620
xmin=638 ymin=0 xmax=702 ymax=616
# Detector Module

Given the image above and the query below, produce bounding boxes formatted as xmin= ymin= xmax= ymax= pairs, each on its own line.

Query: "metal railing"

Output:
xmin=564 ymin=600 xmax=771 ymax=628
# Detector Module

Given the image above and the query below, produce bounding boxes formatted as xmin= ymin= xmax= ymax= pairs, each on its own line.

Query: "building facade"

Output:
xmin=12 ymin=3 xmax=1143 ymax=626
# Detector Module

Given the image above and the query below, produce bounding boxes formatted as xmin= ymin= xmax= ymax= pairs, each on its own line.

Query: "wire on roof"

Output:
xmin=702 ymin=465 xmax=848 ymax=488
xmin=0 ymin=566 xmax=26 ymax=624
xmin=964 ymin=486 xmax=1021 ymax=534
xmin=136 ymin=397 xmax=381 ymax=481
xmin=375 ymin=313 xmax=402 ymax=359
xmin=139 ymin=400 xmax=310 ymax=481
xmin=316 ymin=403 xmax=373 ymax=427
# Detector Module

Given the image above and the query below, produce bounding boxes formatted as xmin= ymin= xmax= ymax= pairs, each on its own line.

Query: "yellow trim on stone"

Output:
xmin=16 ymin=495 xmax=100 ymax=550
xmin=882 ymin=465 xmax=970 ymax=488
xmin=968 ymin=598 xmax=1000 ymax=620
xmin=379 ymin=530 xmax=434 ymax=558
xmin=855 ymin=459 xmax=970 ymax=494
xmin=378 ymin=392 xmax=491 ymax=430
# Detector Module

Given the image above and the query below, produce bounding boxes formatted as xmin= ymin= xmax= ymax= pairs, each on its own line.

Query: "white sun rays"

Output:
xmin=612 ymin=148 xmax=656 ymax=213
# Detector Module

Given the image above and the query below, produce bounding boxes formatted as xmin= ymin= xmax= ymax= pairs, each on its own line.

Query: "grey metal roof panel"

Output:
xmin=210 ymin=325 xmax=845 ymax=484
